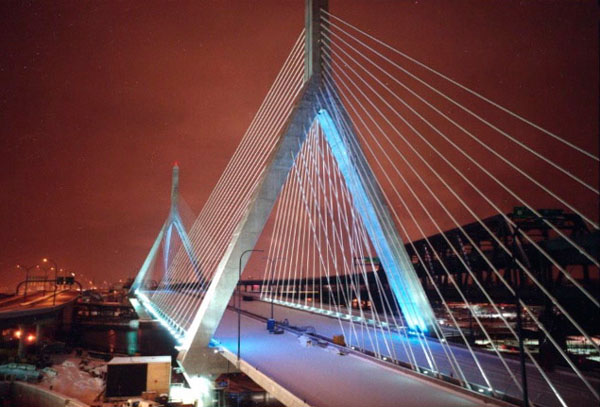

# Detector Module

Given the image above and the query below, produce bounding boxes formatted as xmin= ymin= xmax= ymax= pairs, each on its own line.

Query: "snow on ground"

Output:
xmin=38 ymin=354 xmax=105 ymax=405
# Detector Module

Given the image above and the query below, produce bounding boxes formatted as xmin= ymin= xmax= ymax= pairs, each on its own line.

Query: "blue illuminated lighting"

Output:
xmin=135 ymin=290 xmax=184 ymax=344
xmin=316 ymin=109 xmax=433 ymax=333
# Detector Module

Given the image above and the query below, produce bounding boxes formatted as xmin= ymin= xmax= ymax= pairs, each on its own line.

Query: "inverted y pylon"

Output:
xmin=130 ymin=163 xmax=199 ymax=294
xmin=178 ymin=0 xmax=436 ymax=377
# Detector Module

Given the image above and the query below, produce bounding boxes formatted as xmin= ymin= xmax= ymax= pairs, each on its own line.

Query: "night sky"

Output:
xmin=1 ymin=1 xmax=597 ymax=289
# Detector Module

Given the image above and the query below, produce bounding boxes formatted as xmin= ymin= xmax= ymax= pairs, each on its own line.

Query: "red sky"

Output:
xmin=0 ymin=1 xmax=597 ymax=290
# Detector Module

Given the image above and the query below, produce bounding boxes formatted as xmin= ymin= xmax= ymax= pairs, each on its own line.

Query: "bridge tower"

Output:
xmin=177 ymin=0 xmax=437 ymax=378
xmin=130 ymin=162 xmax=199 ymax=294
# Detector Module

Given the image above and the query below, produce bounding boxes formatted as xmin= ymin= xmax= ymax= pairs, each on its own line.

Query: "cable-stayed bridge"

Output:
xmin=129 ymin=1 xmax=599 ymax=406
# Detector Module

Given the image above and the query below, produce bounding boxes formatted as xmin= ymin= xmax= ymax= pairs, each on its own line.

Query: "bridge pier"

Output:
xmin=17 ymin=324 xmax=25 ymax=360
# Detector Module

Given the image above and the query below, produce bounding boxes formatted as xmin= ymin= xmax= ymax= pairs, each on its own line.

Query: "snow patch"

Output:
xmin=38 ymin=354 xmax=106 ymax=405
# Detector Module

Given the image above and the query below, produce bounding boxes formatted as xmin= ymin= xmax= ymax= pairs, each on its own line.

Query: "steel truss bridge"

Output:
xmin=129 ymin=1 xmax=599 ymax=406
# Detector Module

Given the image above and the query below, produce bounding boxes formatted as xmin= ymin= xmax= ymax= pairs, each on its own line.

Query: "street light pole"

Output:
xmin=16 ymin=265 xmax=35 ymax=299
xmin=238 ymin=249 xmax=263 ymax=364
xmin=42 ymin=258 xmax=59 ymax=305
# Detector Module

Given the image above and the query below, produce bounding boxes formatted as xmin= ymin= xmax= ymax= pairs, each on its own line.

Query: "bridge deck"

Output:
xmin=0 ymin=291 xmax=78 ymax=320
xmin=128 ymin=297 xmax=155 ymax=322
xmin=214 ymin=308 xmax=497 ymax=407
xmin=213 ymin=296 xmax=598 ymax=407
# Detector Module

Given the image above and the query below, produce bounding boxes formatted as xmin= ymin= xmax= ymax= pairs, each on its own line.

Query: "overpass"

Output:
xmin=0 ymin=290 xmax=79 ymax=325
xmin=0 ymin=289 xmax=80 ymax=359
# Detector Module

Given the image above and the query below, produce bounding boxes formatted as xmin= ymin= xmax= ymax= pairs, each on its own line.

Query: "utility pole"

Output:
xmin=510 ymin=224 xmax=529 ymax=407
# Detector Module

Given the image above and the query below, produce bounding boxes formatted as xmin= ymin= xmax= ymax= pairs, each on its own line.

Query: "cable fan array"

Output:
xmin=137 ymin=30 xmax=306 ymax=335
xmin=256 ymin=11 xmax=597 ymax=407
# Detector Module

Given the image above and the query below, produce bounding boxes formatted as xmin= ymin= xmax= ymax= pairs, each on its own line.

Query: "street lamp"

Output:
xmin=238 ymin=249 xmax=263 ymax=364
xmin=42 ymin=258 xmax=59 ymax=305
xmin=16 ymin=264 xmax=36 ymax=299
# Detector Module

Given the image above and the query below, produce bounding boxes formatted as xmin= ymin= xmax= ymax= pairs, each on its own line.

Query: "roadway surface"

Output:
xmin=214 ymin=307 xmax=502 ymax=407
xmin=216 ymin=295 xmax=599 ymax=407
